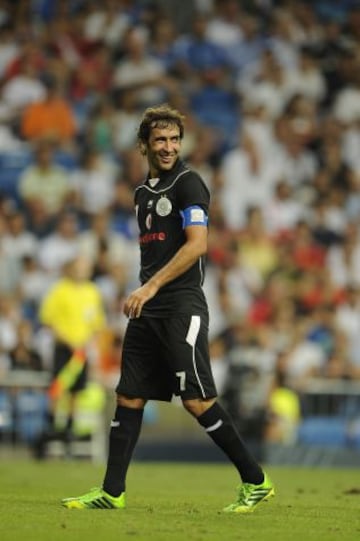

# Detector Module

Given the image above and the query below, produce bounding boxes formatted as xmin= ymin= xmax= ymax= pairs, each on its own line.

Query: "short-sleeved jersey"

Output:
xmin=134 ymin=159 xmax=210 ymax=317
xmin=39 ymin=277 xmax=106 ymax=347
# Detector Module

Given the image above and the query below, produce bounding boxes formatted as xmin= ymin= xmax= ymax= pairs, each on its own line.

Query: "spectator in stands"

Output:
xmin=237 ymin=49 xmax=291 ymax=120
xmin=205 ymin=0 xmax=242 ymax=51
xmin=20 ymin=73 xmax=77 ymax=148
xmin=0 ymin=25 xmax=18 ymax=79
xmin=226 ymin=11 xmax=266 ymax=76
xmin=148 ymin=15 xmax=177 ymax=71
xmin=0 ymin=58 xmax=46 ymax=124
xmin=70 ymin=147 xmax=118 ymax=217
xmin=237 ymin=206 xmax=278 ymax=279
xmin=263 ymin=179 xmax=307 ymax=236
xmin=37 ymin=211 xmax=80 ymax=276
xmin=185 ymin=125 xmax=222 ymax=193
xmin=326 ymin=223 xmax=360 ymax=289
xmin=170 ymin=12 xmax=228 ymax=80
xmin=3 ymin=210 xmax=38 ymax=260
xmin=285 ymin=46 xmax=326 ymax=104
xmin=18 ymin=140 xmax=72 ymax=236
xmin=189 ymin=61 xmax=240 ymax=153
xmin=285 ymin=1 xmax=323 ymax=50
xmin=111 ymin=147 xmax=147 ymax=239
xmin=273 ymin=111 xmax=318 ymax=188
xmin=235 ymin=206 xmax=279 ymax=280
xmin=112 ymin=27 xmax=170 ymax=108
xmin=333 ymin=64 xmax=360 ymax=126
xmin=19 ymin=255 xmax=53 ymax=321
xmin=335 ymin=285 xmax=360 ymax=376
xmin=0 ymin=295 xmax=19 ymax=373
xmin=0 ymin=214 xmax=22 ymax=294
xmin=219 ymin=127 xmax=275 ymax=230
xmin=345 ymin=172 xmax=360 ymax=224
xmin=69 ymin=44 xmax=113 ymax=104
xmin=278 ymin=320 xmax=327 ymax=391
xmin=4 ymin=39 xmax=46 ymax=81
xmin=78 ymin=210 xmax=137 ymax=279
xmin=112 ymin=90 xmax=143 ymax=155
xmin=9 ymin=319 xmax=43 ymax=372
xmin=290 ymin=220 xmax=326 ymax=273
xmin=265 ymin=8 xmax=299 ymax=70
xmin=84 ymin=97 xmax=116 ymax=154
xmin=82 ymin=0 xmax=132 ymax=48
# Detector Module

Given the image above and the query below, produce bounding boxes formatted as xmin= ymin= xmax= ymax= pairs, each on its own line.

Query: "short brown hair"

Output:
xmin=137 ymin=104 xmax=185 ymax=144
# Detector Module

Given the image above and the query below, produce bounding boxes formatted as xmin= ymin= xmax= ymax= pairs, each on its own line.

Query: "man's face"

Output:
xmin=145 ymin=124 xmax=181 ymax=176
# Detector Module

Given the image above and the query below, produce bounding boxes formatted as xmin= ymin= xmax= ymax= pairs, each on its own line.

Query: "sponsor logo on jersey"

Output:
xmin=156 ymin=195 xmax=172 ymax=216
xmin=139 ymin=232 xmax=166 ymax=244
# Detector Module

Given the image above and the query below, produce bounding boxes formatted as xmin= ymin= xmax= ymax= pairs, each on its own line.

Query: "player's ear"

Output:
xmin=139 ymin=142 xmax=147 ymax=156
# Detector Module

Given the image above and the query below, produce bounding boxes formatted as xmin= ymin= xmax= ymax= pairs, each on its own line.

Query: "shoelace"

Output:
xmin=80 ymin=487 xmax=102 ymax=500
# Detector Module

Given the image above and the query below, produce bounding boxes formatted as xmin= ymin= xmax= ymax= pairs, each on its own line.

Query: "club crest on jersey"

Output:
xmin=147 ymin=199 xmax=153 ymax=209
xmin=145 ymin=213 xmax=152 ymax=230
xmin=156 ymin=195 xmax=172 ymax=217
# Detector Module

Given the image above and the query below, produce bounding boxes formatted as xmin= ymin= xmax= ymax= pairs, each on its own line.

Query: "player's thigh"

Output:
xmin=163 ymin=315 xmax=217 ymax=400
xmin=117 ymin=318 xmax=172 ymax=400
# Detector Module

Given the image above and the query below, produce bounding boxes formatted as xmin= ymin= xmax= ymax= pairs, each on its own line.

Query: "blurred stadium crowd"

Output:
xmin=1 ymin=0 xmax=360 ymax=445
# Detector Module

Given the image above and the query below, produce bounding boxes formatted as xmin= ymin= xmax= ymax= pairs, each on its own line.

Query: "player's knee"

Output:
xmin=182 ymin=397 xmax=216 ymax=417
xmin=116 ymin=394 xmax=146 ymax=409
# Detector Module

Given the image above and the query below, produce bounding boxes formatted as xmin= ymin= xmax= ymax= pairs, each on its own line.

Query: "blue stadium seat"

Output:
xmin=0 ymin=149 xmax=32 ymax=200
xmin=297 ymin=416 xmax=348 ymax=447
xmin=0 ymin=389 xmax=13 ymax=434
xmin=14 ymin=389 xmax=49 ymax=443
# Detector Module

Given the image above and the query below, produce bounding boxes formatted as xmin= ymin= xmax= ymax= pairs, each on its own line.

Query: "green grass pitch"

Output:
xmin=0 ymin=459 xmax=359 ymax=541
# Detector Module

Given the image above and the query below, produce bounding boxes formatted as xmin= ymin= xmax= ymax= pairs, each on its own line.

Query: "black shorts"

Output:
xmin=116 ymin=315 xmax=217 ymax=401
xmin=53 ymin=341 xmax=87 ymax=393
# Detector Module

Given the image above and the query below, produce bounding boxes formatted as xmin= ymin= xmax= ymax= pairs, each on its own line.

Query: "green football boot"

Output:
xmin=61 ymin=487 xmax=126 ymax=509
xmin=223 ymin=472 xmax=275 ymax=514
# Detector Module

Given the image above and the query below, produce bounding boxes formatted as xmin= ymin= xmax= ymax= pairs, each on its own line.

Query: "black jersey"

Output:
xmin=134 ymin=159 xmax=210 ymax=317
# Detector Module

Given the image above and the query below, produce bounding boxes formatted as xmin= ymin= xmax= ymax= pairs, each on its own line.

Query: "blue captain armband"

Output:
xmin=180 ymin=205 xmax=208 ymax=228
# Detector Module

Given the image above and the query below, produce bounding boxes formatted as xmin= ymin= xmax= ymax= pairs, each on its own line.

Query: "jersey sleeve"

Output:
xmin=176 ymin=170 xmax=210 ymax=213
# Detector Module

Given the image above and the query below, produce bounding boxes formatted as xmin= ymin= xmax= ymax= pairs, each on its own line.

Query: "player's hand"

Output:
xmin=124 ymin=282 xmax=159 ymax=319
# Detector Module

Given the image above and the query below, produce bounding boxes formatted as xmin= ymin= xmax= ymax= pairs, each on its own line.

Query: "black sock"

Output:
xmin=65 ymin=415 xmax=73 ymax=432
xmin=102 ymin=405 xmax=144 ymax=497
xmin=197 ymin=402 xmax=264 ymax=484
xmin=46 ymin=411 xmax=55 ymax=429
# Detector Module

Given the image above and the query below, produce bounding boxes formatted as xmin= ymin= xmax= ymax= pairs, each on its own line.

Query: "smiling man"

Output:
xmin=61 ymin=104 xmax=274 ymax=513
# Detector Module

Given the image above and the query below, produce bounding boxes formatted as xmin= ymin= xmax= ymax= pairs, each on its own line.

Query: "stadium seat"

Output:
xmin=0 ymin=389 xmax=13 ymax=437
xmin=297 ymin=416 xmax=348 ymax=447
xmin=14 ymin=389 xmax=49 ymax=443
xmin=0 ymin=149 xmax=32 ymax=201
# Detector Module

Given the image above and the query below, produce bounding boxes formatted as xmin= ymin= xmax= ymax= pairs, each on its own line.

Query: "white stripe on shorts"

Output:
xmin=185 ymin=315 xmax=206 ymax=398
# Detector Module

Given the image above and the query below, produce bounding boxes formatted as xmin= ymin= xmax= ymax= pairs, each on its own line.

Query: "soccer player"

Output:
xmin=62 ymin=104 xmax=275 ymax=512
